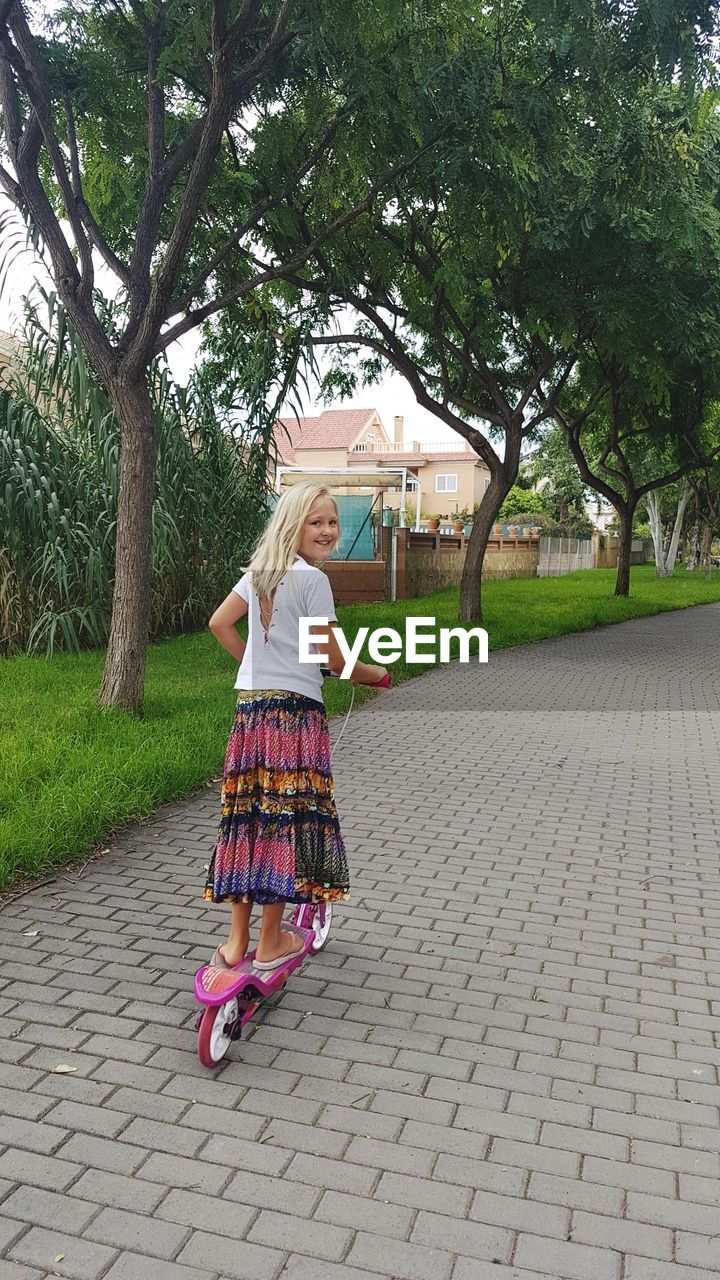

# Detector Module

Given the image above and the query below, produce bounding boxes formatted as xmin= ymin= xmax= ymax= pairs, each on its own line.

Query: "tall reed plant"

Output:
xmin=0 ymin=291 xmax=274 ymax=656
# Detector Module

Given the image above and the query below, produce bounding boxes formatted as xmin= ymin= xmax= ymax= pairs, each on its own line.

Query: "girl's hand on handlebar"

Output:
xmin=355 ymin=664 xmax=388 ymax=687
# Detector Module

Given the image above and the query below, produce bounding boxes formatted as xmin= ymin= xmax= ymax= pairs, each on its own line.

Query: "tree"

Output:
xmin=644 ymin=480 xmax=692 ymax=576
xmin=524 ymin=423 xmax=592 ymax=529
xmin=262 ymin=1 xmax=720 ymax=621
xmin=0 ymin=0 xmax=439 ymax=711
xmin=0 ymin=287 xmax=284 ymax=655
xmin=685 ymin=466 xmax=720 ymax=575
xmin=498 ymin=486 xmax=549 ymax=520
xmin=553 ymin=359 xmax=720 ymax=595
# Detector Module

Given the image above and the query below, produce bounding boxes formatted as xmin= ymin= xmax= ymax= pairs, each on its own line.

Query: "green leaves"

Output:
xmin=0 ymin=290 xmax=274 ymax=657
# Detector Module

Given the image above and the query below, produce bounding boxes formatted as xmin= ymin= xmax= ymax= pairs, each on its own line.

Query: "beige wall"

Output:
xmin=405 ymin=540 xmax=538 ymax=595
xmin=419 ymin=461 xmax=490 ymax=517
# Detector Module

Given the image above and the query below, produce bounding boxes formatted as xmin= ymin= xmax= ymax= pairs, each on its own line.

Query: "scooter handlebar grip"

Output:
xmin=320 ymin=668 xmax=391 ymax=688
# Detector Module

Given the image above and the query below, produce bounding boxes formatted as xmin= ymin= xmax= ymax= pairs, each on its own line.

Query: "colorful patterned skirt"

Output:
xmin=203 ymin=689 xmax=349 ymax=906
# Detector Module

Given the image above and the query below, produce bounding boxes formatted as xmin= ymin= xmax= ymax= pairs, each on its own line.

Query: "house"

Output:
xmin=274 ymin=407 xmax=490 ymax=520
xmin=0 ymin=329 xmax=19 ymax=389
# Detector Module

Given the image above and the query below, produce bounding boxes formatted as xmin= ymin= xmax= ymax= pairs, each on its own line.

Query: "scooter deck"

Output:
xmin=195 ymin=925 xmax=314 ymax=1007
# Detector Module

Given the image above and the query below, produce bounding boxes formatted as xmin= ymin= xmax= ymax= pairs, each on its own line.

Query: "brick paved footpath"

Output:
xmin=1 ymin=603 xmax=720 ymax=1280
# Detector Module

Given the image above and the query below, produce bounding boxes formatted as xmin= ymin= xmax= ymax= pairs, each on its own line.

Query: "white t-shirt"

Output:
xmin=232 ymin=556 xmax=337 ymax=701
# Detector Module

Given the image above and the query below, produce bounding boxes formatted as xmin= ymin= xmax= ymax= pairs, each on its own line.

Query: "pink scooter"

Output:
xmin=195 ymin=667 xmax=391 ymax=1067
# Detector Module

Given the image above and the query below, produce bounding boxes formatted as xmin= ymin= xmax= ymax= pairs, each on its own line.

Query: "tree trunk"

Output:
xmin=686 ymin=522 xmax=700 ymax=571
xmin=646 ymin=480 xmax=690 ymax=577
xmin=459 ymin=467 xmax=515 ymax=623
xmin=645 ymin=491 xmax=666 ymax=575
xmin=614 ymin=502 xmax=635 ymax=597
xmin=665 ymin=480 xmax=691 ymax=578
xmin=699 ymin=521 xmax=713 ymax=578
xmin=98 ymin=376 xmax=157 ymax=714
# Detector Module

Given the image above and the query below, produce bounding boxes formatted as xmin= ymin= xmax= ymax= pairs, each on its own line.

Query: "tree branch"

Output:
xmin=222 ymin=0 xmax=264 ymax=58
xmin=127 ymin=0 xmax=298 ymax=367
xmin=63 ymin=91 xmax=131 ymax=288
xmin=170 ymin=109 xmax=345 ymax=316
xmin=3 ymin=7 xmax=94 ymax=300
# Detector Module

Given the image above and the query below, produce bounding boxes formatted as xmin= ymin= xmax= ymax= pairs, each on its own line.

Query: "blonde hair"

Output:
xmin=245 ymin=482 xmax=340 ymax=601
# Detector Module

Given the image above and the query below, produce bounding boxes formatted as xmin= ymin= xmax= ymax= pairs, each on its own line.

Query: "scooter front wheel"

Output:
xmin=197 ymin=997 xmax=239 ymax=1067
xmin=291 ymin=901 xmax=333 ymax=953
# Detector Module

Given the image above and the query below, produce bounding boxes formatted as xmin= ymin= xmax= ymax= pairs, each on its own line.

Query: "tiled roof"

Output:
xmin=275 ymin=408 xmax=380 ymax=462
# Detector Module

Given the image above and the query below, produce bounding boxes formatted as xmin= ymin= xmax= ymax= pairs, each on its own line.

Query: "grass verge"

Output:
xmin=2 ymin=562 xmax=719 ymax=889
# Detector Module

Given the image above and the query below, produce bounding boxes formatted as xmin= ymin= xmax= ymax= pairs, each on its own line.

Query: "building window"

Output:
xmin=435 ymin=474 xmax=458 ymax=493
xmin=406 ymin=475 xmax=419 ymax=492
xmin=484 ymin=476 xmax=490 ymax=491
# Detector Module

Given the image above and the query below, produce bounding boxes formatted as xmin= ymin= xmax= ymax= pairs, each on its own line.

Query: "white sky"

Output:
xmin=0 ymin=199 xmax=458 ymax=447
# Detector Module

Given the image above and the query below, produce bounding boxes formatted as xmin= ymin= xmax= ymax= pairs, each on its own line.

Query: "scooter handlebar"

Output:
xmin=320 ymin=667 xmax=391 ymax=688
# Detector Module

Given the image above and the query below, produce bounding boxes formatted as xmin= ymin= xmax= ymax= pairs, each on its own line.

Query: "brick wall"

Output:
xmin=324 ymin=559 xmax=386 ymax=605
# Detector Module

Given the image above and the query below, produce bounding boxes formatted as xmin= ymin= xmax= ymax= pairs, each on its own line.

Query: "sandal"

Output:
xmin=253 ymin=929 xmax=305 ymax=972
xmin=209 ymin=945 xmax=230 ymax=969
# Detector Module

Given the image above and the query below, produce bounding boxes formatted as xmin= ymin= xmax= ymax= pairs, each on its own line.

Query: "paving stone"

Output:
xmin=81 ymin=1206 xmax=190 ymax=1259
xmin=118 ymin=1116 xmax=205 ymax=1158
xmin=223 ymin=1168 xmax=321 ymax=1216
xmin=528 ymin=1171 xmax=623 ymax=1217
xmin=8 ymin=1226 xmax=118 ymax=1280
xmin=570 ymin=1209 xmax=673 ymax=1260
xmin=0 ymin=1218 xmax=26 ymax=1253
xmin=248 ymin=1209 xmax=352 ymax=1262
xmin=43 ymin=1099 xmax=130 ymax=1139
xmin=375 ymin=1170 xmax=471 ymax=1217
xmin=624 ymin=1259 xmax=720 ymax=1279
xmin=0 ymin=1184 xmax=97 ymax=1234
xmin=513 ymin=1233 xmax=621 ymax=1280
xmin=69 ymin=1168 xmax=167 ymax=1213
xmin=135 ymin=1151 xmax=228 ymax=1195
xmin=675 ymin=1231 xmax=720 ymax=1271
xmin=411 ymin=1207 xmax=515 ymax=1262
xmin=346 ymin=1231 xmax=454 ymax=1280
xmin=176 ymin=1230 xmax=284 ymax=1279
xmin=279 ymin=1259 xmax=389 ymax=1280
xmin=56 ymin=1134 xmax=147 ymax=1176
xmin=102 ymin=1256 xmax=215 ymax=1280
xmin=0 ymin=1260 xmax=46 ymax=1279
xmin=0 ymin=1150 xmax=81 ymax=1192
xmin=156 ymin=1187 xmax=256 ymax=1239
xmin=315 ymin=1188 xmax=413 ymax=1239
xmin=0 ymin=1114 xmax=68 ymax=1155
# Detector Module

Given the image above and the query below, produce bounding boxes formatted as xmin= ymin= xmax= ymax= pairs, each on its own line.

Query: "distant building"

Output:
xmin=273 ymin=407 xmax=490 ymax=519
xmin=0 ymin=329 xmax=19 ymax=388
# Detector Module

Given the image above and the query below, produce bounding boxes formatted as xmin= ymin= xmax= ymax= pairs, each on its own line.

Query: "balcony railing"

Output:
xmin=351 ymin=439 xmax=474 ymax=455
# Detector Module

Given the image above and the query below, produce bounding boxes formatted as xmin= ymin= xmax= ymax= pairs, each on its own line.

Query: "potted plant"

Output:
xmin=425 ymin=513 xmax=442 ymax=532
xmin=507 ymin=524 xmax=519 ymax=537
xmin=451 ymin=505 xmax=470 ymax=534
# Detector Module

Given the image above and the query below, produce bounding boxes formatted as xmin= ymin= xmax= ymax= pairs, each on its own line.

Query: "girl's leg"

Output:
xmin=256 ymin=901 xmax=304 ymax=965
xmin=219 ymin=900 xmax=252 ymax=966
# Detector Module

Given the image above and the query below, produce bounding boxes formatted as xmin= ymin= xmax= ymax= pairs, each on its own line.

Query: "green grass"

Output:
xmin=2 ymin=563 xmax=719 ymax=889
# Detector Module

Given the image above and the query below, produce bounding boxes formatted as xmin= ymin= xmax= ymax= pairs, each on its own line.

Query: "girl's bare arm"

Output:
xmin=314 ymin=623 xmax=387 ymax=685
xmin=209 ymin=592 xmax=249 ymax=662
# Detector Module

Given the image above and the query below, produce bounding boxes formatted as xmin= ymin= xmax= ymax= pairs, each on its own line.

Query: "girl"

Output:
xmin=204 ymin=482 xmax=386 ymax=971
